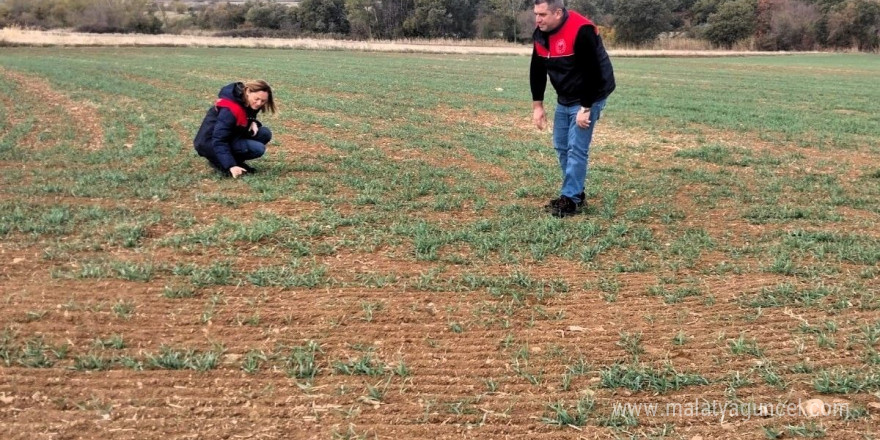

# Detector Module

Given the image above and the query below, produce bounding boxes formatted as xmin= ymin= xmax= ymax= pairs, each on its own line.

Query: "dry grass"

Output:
xmin=0 ymin=27 xmax=807 ymax=57
xmin=0 ymin=27 xmax=533 ymax=55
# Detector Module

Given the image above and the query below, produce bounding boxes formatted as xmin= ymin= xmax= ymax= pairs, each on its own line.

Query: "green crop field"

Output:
xmin=0 ymin=47 xmax=878 ymax=439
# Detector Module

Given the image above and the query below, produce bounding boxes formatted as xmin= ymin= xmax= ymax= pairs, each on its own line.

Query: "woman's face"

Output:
xmin=246 ymin=90 xmax=269 ymax=110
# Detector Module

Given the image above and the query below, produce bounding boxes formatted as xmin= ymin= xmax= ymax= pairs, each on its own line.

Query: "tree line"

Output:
xmin=1 ymin=0 xmax=878 ymax=50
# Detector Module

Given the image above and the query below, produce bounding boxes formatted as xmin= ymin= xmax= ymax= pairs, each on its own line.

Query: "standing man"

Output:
xmin=531 ymin=0 xmax=615 ymax=217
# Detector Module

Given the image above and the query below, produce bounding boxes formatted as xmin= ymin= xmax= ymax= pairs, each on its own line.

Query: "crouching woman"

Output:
xmin=194 ymin=80 xmax=276 ymax=178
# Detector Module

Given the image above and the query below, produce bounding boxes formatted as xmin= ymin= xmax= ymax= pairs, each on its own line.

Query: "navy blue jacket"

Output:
xmin=193 ymin=82 xmax=261 ymax=171
xmin=530 ymin=10 xmax=615 ymax=108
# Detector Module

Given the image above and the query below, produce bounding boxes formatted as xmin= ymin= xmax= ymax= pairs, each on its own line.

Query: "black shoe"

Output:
xmin=543 ymin=197 xmax=560 ymax=212
xmin=543 ymin=192 xmax=585 ymax=212
xmin=551 ymin=195 xmax=580 ymax=218
xmin=238 ymin=162 xmax=257 ymax=174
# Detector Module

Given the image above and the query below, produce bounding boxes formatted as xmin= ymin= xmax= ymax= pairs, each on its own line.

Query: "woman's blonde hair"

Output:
xmin=243 ymin=80 xmax=276 ymax=114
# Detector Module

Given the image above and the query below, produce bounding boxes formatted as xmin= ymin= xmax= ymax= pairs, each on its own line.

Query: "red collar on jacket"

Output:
xmin=534 ymin=10 xmax=595 ymax=57
xmin=215 ymin=98 xmax=248 ymax=127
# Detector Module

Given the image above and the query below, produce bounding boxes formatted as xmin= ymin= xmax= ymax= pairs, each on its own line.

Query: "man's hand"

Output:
xmin=532 ymin=101 xmax=546 ymax=130
xmin=576 ymin=107 xmax=591 ymax=129
xmin=230 ymin=166 xmax=247 ymax=178
xmin=249 ymin=121 xmax=259 ymax=136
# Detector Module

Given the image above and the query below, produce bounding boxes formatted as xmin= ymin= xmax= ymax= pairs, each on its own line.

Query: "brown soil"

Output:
xmin=2 ymin=66 xmax=879 ymax=440
xmin=0 ymin=68 xmax=104 ymax=151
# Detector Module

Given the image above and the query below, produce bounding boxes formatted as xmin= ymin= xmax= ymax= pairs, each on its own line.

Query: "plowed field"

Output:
xmin=1 ymin=48 xmax=879 ymax=439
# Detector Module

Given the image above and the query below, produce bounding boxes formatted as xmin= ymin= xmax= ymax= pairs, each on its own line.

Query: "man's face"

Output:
xmin=534 ymin=3 xmax=563 ymax=32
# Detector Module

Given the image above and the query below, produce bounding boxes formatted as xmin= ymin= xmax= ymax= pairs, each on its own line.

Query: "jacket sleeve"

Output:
xmin=246 ymin=108 xmax=262 ymax=129
xmin=574 ymin=26 xmax=603 ymax=108
xmin=211 ymin=108 xmax=240 ymax=170
xmin=530 ymin=46 xmax=548 ymax=102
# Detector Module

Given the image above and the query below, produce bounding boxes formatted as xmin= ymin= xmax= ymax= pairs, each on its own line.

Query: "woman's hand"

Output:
xmin=249 ymin=121 xmax=258 ymax=136
xmin=230 ymin=166 xmax=247 ymax=178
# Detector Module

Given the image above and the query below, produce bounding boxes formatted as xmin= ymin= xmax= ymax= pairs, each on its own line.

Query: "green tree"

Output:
xmin=826 ymin=0 xmax=880 ymax=50
xmin=704 ymin=0 xmax=757 ymax=47
xmin=1 ymin=0 xmax=92 ymax=28
xmin=474 ymin=4 xmax=511 ymax=39
xmin=245 ymin=1 xmax=295 ymax=29
xmin=127 ymin=0 xmax=162 ymax=33
xmin=197 ymin=2 xmax=247 ymax=30
xmin=402 ymin=0 xmax=475 ymax=37
xmin=490 ymin=0 xmax=527 ymax=41
xmin=169 ymin=0 xmax=188 ymax=14
xmin=568 ymin=0 xmax=601 ymax=17
xmin=297 ymin=0 xmax=350 ymax=33
xmin=373 ymin=0 xmax=413 ymax=37
xmin=68 ymin=0 xmax=162 ymax=33
xmin=345 ymin=0 xmax=378 ymax=38
xmin=613 ymin=0 xmax=674 ymax=45
xmin=691 ymin=0 xmax=725 ymax=23
xmin=667 ymin=0 xmax=699 ymax=27
xmin=402 ymin=0 xmax=449 ymax=36
xmin=755 ymin=0 xmax=821 ymax=50
xmin=803 ymin=0 xmax=847 ymax=12
xmin=2 ymin=0 xmax=45 ymax=27
xmin=595 ymin=0 xmax=616 ymax=14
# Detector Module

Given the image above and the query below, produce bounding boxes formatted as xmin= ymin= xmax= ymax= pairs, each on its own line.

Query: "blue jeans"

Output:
xmin=552 ymin=99 xmax=606 ymax=203
xmin=231 ymin=126 xmax=271 ymax=162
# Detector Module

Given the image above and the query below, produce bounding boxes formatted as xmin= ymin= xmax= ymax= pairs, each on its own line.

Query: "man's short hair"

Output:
xmin=535 ymin=0 xmax=564 ymax=11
